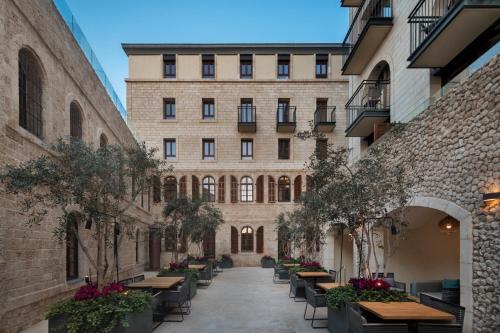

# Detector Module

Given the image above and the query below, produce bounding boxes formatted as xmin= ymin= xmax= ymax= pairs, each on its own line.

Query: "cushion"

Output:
xmin=442 ymin=279 xmax=460 ymax=289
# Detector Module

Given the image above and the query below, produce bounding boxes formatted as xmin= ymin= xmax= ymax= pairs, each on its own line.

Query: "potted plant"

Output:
xmin=289 ymin=261 xmax=327 ymax=273
xmin=260 ymin=255 xmax=276 ymax=268
xmin=158 ymin=262 xmax=199 ymax=299
xmin=325 ymin=278 xmax=410 ymax=333
xmin=220 ymin=254 xmax=233 ymax=268
xmin=47 ymin=283 xmax=152 ymax=333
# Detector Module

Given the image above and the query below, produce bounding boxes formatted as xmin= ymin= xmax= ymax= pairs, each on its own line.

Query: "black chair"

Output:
xmin=328 ymin=269 xmax=337 ymax=282
xmin=383 ymin=277 xmax=406 ymax=293
xmin=304 ymin=282 xmax=327 ymax=328
xmin=151 ymin=290 xmax=167 ymax=330
xmin=289 ymin=272 xmax=306 ymax=302
xmin=386 ymin=272 xmax=395 ymax=278
xmin=118 ymin=278 xmax=134 ymax=286
xmin=198 ymin=265 xmax=213 ymax=286
xmin=371 ymin=272 xmax=384 ymax=279
xmin=347 ymin=303 xmax=409 ymax=333
xmin=133 ymin=274 xmax=145 ymax=282
xmin=420 ymin=294 xmax=465 ymax=326
xmin=273 ymin=264 xmax=290 ymax=284
xmin=163 ymin=276 xmax=191 ymax=322
xmin=417 ymin=322 xmax=463 ymax=333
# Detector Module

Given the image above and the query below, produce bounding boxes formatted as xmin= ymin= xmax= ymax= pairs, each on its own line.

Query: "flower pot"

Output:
xmin=327 ymin=303 xmax=347 ymax=333
xmin=220 ymin=259 xmax=233 ymax=268
xmin=261 ymin=258 xmax=275 ymax=268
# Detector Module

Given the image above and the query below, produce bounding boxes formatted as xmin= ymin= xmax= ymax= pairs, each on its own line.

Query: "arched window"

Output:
xmin=218 ymin=176 xmax=225 ymax=203
xmin=99 ymin=133 xmax=108 ymax=148
xmin=179 ymin=176 xmax=187 ymax=198
xmin=230 ymin=226 xmax=238 ymax=254
xmin=202 ymin=176 xmax=216 ymax=202
xmin=230 ymin=176 xmax=238 ymax=203
xmin=240 ymin=176 xmax=253 ymax=202
xmin=256 ymin=175 xmax=264 ymax=203
xmin=268 ymin=176 xmax=276 ymax=203
xmin=293 ymin=175 xmax=302 ymax=203
xmin=66 ymin=213 xmax=79 ymax=280
xmin=164 ymin=176 xmax=177 ymax=202
xmin=256 ymin=226 xmax=264 ymax=254
xmin=278 ymin=176 xmax=291 ymax=202
xmin=192 ymin=176 xmax=200 ymax=199
xmin=241 ymin=226 xmax=254 ymax=252
xmin=19 ymin=48 xmax=43 ymax=138
xmin=152 ymin=175 xmax=161 ymax=203
xmin=70 ymin=101 xmax=83 ymax=140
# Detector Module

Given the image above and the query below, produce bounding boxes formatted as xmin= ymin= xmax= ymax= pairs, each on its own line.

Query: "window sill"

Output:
xmin=200 ymin=119 xmax=216 ymax=123
xmin=160 ymin=119 xmax=177 ymax=123
xmin=201 ymin=159 xmax=217 ymax=163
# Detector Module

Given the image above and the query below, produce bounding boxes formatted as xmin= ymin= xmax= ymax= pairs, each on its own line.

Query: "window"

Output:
xmin=70 ymin=102 xmax=83 ymax=140
xmin=218 ymin=176 xmax=225 ymax=203
xmin=19 ymin=48 xmax=43 ymax=138
xmin=192 ymin=176 xmax=200 ymax=199
xmin=202 ymin=98 xmax=215 ymax=119
xmin=202 ymin=54 xmax=215 ymax=78
xmin=99 ymin=133 xmax=108 ymax=148
xmin=202 ymin=139 xmax=215 ymax=160
xmin=277 ymin=99 xmax=291 ymax=123
xmin=202 ymin=176 xmax=216 ymax=202
xmin=240 ymin=54 xmax=253 ymax=79
xmin=164 ymin=176 xmax=177 ymax=202
xmin=316 ymin=138 xmax=328 ymax=160
xmin=239 ymin=99 xmax=254 ymax=123
xmin=278 ymin=138 xmax=290 ymax=160
xmin=294 ymin=175 xmax=302 ymax=203
xmin=179 ymin=176 xmax=187 ymax=198
xmin=152 ymin=176 xmax=161 ymax=203
xmin=164 ymin=138 xmax=176 ymax=160
xmin=163 ymin=99 xmax=175 ymax=119
xmin=316 ymin=54 xmax=328 ymax=78
xmin=241 ymin=226 xmax=254 ymax=252
xmin=268 ymin=176 xmax=276 ymax=203
xmin=256 ymin=175 xmax=264 ymax=203
xmin=256 ymin=226 xmax=264 ymax=253
xmin=230 ymin=176 xmax=238 ymax=203
xmin=66 ymin=213 xmax=79 ymax=280
xmin=231 ymin=226 xmax=238 ymax=254
xmin=163 ymin=54 xmax=176 ymax=78
xmin=277 ymin=54 xmax=290 ymax=79
xmin=241 ymin=139 xmax=253 ymax=160
xmin=278 ymin=176 xmax=291 ymax=202
xmin=240 ymin=176 xmax=253 ymax=202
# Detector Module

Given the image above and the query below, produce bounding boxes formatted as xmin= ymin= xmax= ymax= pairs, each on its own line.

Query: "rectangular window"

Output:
xmin=278 ymin=54 xmax=290 ymax=79
xmin=241 ymin=139 xmax=253 ymax=160
xmin=163 ymin=54 xmax=176 ymax=78
xmin=278 ymin=138 xmax=290 ymax=160
xmin=240 ymin=54 xmax=253 ymax=79
xmin=163 ymin=138 xmax=176 ymax=160
xmin=316 ymin=138 xmax=328 ymax=160
xmin=202 ymin=139 xmax=215 ymax=160
xmin=202 ymin=98 xmax=215 ymax=119
xmin=202 ymin=54 xmax=215 ymax=79
xmin=240 ymin=98 xmax=254 ymax=123
xmin=316 ymin=54 xmax=328 ymax=78
xmin=163 ymin=99 xmax=176 ymax=119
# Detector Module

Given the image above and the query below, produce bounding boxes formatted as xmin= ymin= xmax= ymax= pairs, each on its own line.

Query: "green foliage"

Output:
xmin=46 ymin=290 xmax=151 ymax=333
xmin=326 ymin=285 xmax=358 ymax=310
xmin=289 ymin=266 xmax=326 ymax=273
xmin=326 ymin=285 xmax=410 ymax=310
xmin=158 ymin=267 xmax=200 ymax=281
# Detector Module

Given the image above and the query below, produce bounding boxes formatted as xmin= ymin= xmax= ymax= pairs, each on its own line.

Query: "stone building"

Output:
xmin=0 ymin=0 xmax=153 ymax=332
xmin=122 ymin=44 xmax=350 ymax=266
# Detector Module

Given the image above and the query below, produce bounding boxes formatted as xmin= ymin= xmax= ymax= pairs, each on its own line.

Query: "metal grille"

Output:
xmin=19 ymin=49 xmax=43 ymax=138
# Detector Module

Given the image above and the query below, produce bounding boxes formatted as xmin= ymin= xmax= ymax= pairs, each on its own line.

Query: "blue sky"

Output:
xmin=64 ymin=0 xmax=348 ymax=109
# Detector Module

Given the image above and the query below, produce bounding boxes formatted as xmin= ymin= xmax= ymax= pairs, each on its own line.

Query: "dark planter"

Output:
xmin=261 ymin=258 xmax=276 ymax=268
xmin=327 ymin=303 xmax=347 ymax=333
xmin=49 ymin=307 xmax=152 ymax=333
xmin=220 ymin=259 xmax=233 ymax=268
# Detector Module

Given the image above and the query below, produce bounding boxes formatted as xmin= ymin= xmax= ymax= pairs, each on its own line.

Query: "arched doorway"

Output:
xmin=203 ymin=230 xmax=216 ymax=258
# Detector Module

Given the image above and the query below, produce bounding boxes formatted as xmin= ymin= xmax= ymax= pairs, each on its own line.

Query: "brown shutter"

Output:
xmin=231 ymin=226 xmax=238 ymax=254
xmin=256 ymin=226 xmax=264 ymax=254
xmin=230 ymin=176 xmax=238 ymax=203
xmin=256 ymin=175 xmax=264 ymax=203
xmin=294 ymin=175 xmax=302 ymax=203
xmin=203 ymin=230 xmax=216 ymax=258
xmin=268 ymin=176 xmax=276 ymax=203
xmin=218 ymin=176 xmax=225 ymax=203
xmin=192 ymin=176 xmax=200 ymax=199
xmin=179 ymin=176 xmax=187 ymax=198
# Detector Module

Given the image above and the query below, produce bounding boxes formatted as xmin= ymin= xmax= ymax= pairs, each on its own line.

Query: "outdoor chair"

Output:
xmin=151 ymin=290 xmax=167 ymax=330
xmin=328 ymin=269 xmax=337 ymax=282
xmin=163 ymin=276 xmax=191 ymax=322
xmin=289 ymin=272 xmax=306 ymax=302
xmin=304 ymin=282 xmax=327 ymax=328
xmin=273 ymin=264 xmax=290 ymax=284
xmin=371 ymin=272 xmax=384 ymax=279
xmin=410 ymin=280 xmax=442 ymax=296
xmin=420 ymin=294 xmax=465 ymax=326
xmin=347 ymin=303 xmax=409 ymax=333
xmin=133 ymin=274 xmax=145 ymax=282
xmin=198 ymin=265 xmax=213 ymax=286
xmin=386 ymin=272 xmax=395 ymax=278
xmin=383 ymin=277 xmax=406 ymax=293
xmin=118 ymin=278 xmax=134 ymax=286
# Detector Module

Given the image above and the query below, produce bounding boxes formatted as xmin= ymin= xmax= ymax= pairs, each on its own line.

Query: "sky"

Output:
xmin=64 ymin=0 xmax=349 ymax=109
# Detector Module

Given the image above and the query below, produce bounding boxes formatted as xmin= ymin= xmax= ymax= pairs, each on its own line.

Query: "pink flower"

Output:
xmin=349 ymin=278 xmax=390 ymax=290
xmin=102 ymin=283 xmax=125 ymax=296
xmin=74 ymin=284 xmax=101 ymax=301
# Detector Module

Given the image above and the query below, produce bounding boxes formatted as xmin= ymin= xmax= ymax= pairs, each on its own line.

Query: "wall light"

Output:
xmin=483 ymin=192 xmax=500 ymax=203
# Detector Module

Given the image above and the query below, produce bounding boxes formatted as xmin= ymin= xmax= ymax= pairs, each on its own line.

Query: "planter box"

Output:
xmin=327 ymin=303 xmax=347 ymax=333
xmin=49 ymin=308 xmax=152 ymax=333
xmin=261 ymin=259 xmax=276 ymax=268
xmin=220 ymin=259 xmax=233 ymax=269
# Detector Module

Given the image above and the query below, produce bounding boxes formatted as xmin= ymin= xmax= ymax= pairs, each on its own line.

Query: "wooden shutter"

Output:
xmin=179 ymin=176 xmax=187 ymax=198
xmin=294 ymin=175 xmax=302 ymax=203
xmin=256 ymin=175 xmax=264 ymax=203
xmin=152 ymin=176 xmax=161 ymax=203
xmin=268 ymin=176 xmax=276 ymax=203
xmin=230 ymin=176 xmax=238 ymax=203
xmin=256 ymin=226 xmax=264 ymax=254
xmin=218 ymin=176 xmax=225 ymax=203
xmin=231 ymin=226 xmax=238 ymax=254
xmin=203 ymin=230 xmax=216 ymax=258
xmin=192 ymin=176 xmax=200 ymax=199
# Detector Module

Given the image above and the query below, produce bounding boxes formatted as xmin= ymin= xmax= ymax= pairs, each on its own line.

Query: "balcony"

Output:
xmin=345 ymin=80 xmax=390 ymax=137
xmin=342 ymin=0 xmax=393 ymax=75
xmin=276 ymin=106 xmax=297 ymax=133
xmin=341 ymin=0 xmax=363 ymax=6
xmin=408 ymin=0 xmax=500 ymax=68
xmin=314 ymin=107 xmax=336 ymax=132
xmin=238 ymin=106 xmax=257 ymax=133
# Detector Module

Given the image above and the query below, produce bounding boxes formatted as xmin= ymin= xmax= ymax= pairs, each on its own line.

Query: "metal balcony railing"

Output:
xmin=342 ymin=0 xmax=393 ymax=66
xmin=276 ymin=106 xmax=296 ymax=124
xmin=345 ymin=80 xmax=390 ymax=127
xmin=238 ymin=106 xmax=256 ymax=124
xmin=314 ymin=107 xmax=336 ymax=126
xmin=408 ymin=0 xmax=459 ymax=57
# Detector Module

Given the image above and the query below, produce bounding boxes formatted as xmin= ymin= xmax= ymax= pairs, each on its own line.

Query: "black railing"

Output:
xmin=342 ymin=0 xmax=393 ymax=66
xmin=238 ymin=106 xmax=256 ymax=124
xmin=276 ymin=106 xmax=296 ymax=124
xmin=314 ymin=107 xmax=336 ymax=125
xmin=408 ymin=0 xmax=459 ymax=57
xmin=345 ymin=80 xmax=390 ymax=127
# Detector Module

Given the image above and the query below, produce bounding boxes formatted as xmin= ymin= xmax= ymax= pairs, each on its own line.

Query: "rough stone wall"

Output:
xmin=374 ymin=56 xmax=499 ymax=333
xmin=0 ymin=1 xmax=153 ymax=332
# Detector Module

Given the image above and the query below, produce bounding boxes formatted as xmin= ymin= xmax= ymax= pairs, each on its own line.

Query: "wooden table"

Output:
xmin=282 ymin=263 xmax=300 ymax=268
xmin=317 ymin=282 xmax=343 ymax=291
xmin=296 ymin=271 xmax=330 ymax=278
xmin=127 ymin=276 xmax=184 ymax=289
xmin=188 ymin=264 xmax=207 ymax=270
xmin=357 ymin=302 xmax=455 ymax=321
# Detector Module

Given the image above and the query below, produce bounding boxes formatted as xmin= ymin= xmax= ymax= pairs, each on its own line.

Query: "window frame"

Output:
xmin=241 ymin=139 xmax=254 ymax=160
xmin=19 ymin=48 xmax=43 ymax=138
xmin=240 ymin=176 xmax=254 ymax=202
xmin=278 ymin=138 xmax=290 ymax=160
xmin=277 ymin=54 xmax=290 ymax=79
xmin=241 ymin=226 xmax=254 ymax=252
xmin=202 ymin=98 xmax=215 ymax=120
xmin=163 ymin=138 xmax=176 ymax=160
xmin=278 ymin=176 xmax=291 ymax=202
xmin=66 ymin=214 xmax=79 ymax=281
xmin=202 ymin=138 xmax=215 ymax=160
xmin=202 ymin=54 xmax=215 ymax=79
xmin=202 ymin=176 xmax=216 ymax=202
xmin=315 ymin=54 xmax=329 ymax=79
xmin=163 ymin=54 xmax=176 ymax=78
xmin=240 ymin=54 xmax=253 ymax=79
xmin=163 ymin=98 xmax=176 ymax=120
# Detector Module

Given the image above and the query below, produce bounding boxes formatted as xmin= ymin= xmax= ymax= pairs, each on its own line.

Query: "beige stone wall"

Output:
xmin=254 ymin=55 xmax=276 ymax=79
xmin=0 ymin=1 xmax=153 ymax=332
xmin=129 ymin=55 xmax=163 ymax=79
xmin=292 ymin=54 xmax=315 ymax=80
xmin=177 ymin=54 xmax=201 ymax=80
xmin=216 ymin=54 xmax=239 ymax=80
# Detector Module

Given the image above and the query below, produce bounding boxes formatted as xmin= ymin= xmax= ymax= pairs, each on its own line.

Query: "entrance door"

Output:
xmin=203 ymin=230 xmax=216 ymax=258
xmin=149 ymin=228 xmax=161 ymax=270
